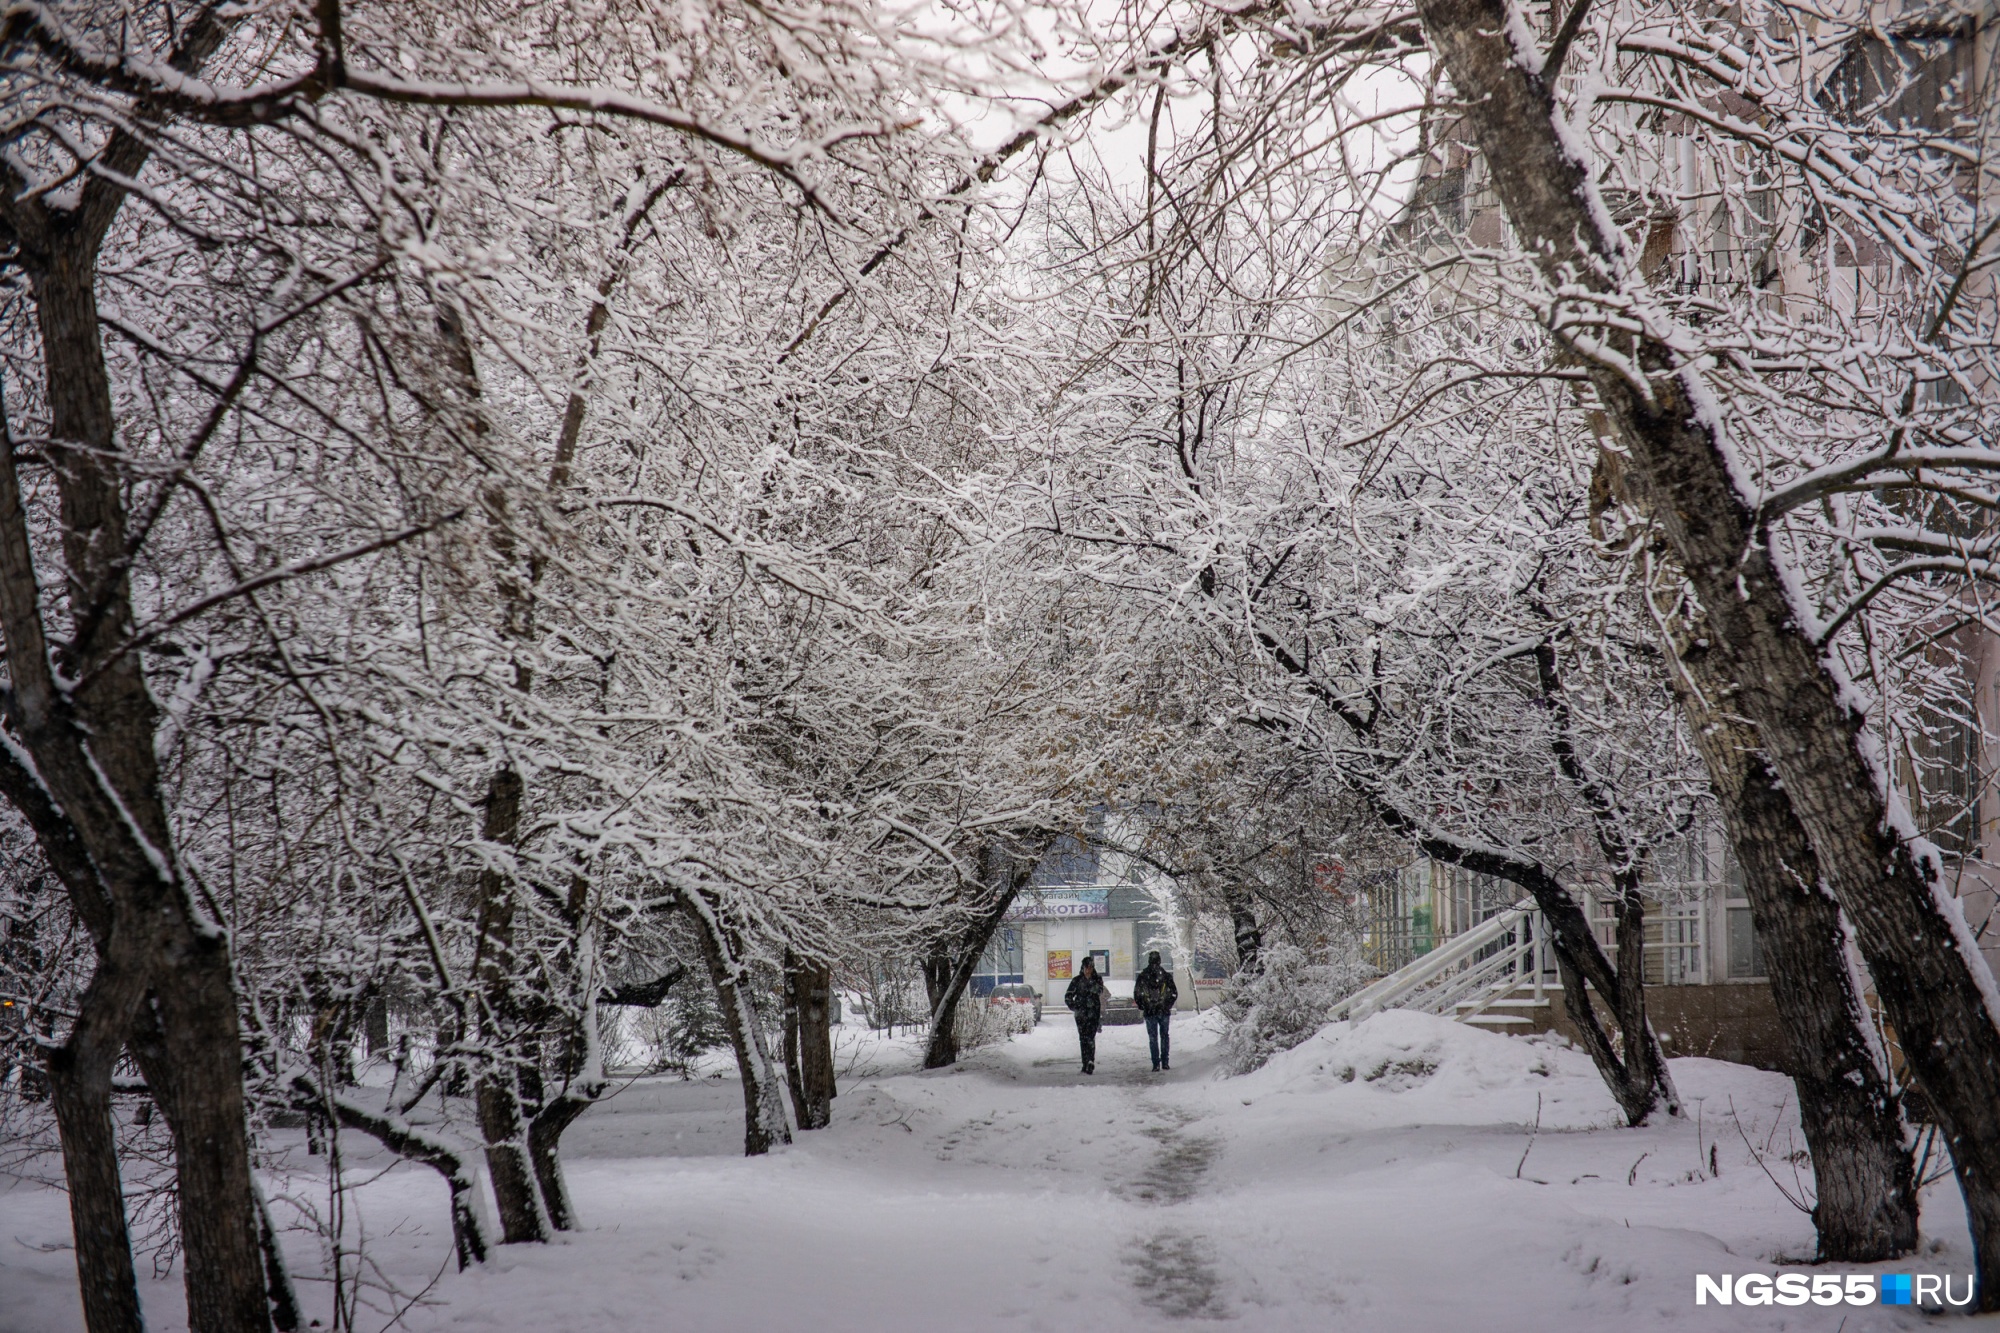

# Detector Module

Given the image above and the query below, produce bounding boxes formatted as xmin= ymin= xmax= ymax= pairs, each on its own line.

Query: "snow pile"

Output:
xmin=1228 ymin=1007 xmax=1626 ymax=1129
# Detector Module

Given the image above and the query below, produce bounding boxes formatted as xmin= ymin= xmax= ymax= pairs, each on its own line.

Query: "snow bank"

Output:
xmin=1225 ymin=1008 xmax=1625 ymax=1129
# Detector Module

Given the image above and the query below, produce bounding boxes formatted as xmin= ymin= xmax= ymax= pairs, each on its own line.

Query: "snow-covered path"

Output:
xmin=0 ymin=1012 xmax=1980 ymax=1330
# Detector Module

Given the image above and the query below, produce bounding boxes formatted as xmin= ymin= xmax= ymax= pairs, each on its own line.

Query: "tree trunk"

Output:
xmin=1413 ymin=0 xmax=2000 ymax=1297
xmin=1224 ymin=886 xmax=1264 ymax=974
xmin=1537 ymin=873 xmax=1670 ymax=1130
xmin=1531 ymin=870 xmax=1666 ymax=1126
xmin=526 ymin=1085 xmax=600 ymax=1232
xmin=474 ymin=1075 xmax=543 ymax=1243
xmin=1634 ymin=542 xmax=1918 ymax=1259
xmin=47 ymin=968 xmax=146 ymax=1333
xmin=690 ymin=906 xmax=791 ymax=1156
xmin=521 ymin=911 xmax=614 ymax=1235
xmin=921 ymin=837 xmax=1054 ymax=1070
xmin=1530 ymin=635 xmax=1676 ymax=1124
xmin=150 ymin=946 xmax=277 ymax=1333
xmin=49 ymin=1070 xmax=140 ymax=1333
xmin=470 ymin=767 xmax=548 ymax=1245
xmin=362 ymin=996 xmax=390 ymax=1057
xmin=514 ymin=961 xmax=681 ymax=1219
xmin=1608 ymin=874 xmax=1669 ymax=1121
xmin=1704 ymin=715 xmax=1919 ymax=1259
xmin=919 ymin=949 xmax=968 ymax=1070
xmin=783 ymin=952 xmax=837 ymax=1130
xmin=783 ymin=956 xmax=806 ymax=1121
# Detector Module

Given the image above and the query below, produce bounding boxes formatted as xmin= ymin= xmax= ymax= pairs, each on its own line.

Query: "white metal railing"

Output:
xmin=1589 ymin=895 xmax=1706 ymax=985
xmin=1335 ymin=902 xmax=1547 ymax=1024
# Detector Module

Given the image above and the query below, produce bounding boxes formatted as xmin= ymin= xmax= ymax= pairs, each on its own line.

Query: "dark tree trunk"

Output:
xmin=362 ymin=995 xmax=390 ymax=1056
xmin=150 ymin=946 xmax=276 ymax=1333
xmin=921 ymin=836 xmax=1054 ymax=1070
xmin=512 ymin=960 xmax=688 ymax=1207
xmin=527 ymin=1092 xmax=595 ymax=1232
xmin=47 ymin=967 xmax=146 ymax=1333
xmin=474 ymin=1072 xmax=543 ymax=1242
xmin=1413 ymin=0 xmax=2000 ymax=1297
xmin=919 ymin=949 xmax=967 ymax=1070
xmin=1546 ymin=949 xmax=1634 ymax=1106
xmin=1535 ymin=874 xmax=1668 ymax=1130
xmin=1710 ymin=723 xmax=1919 ymax=1259
xmin=49 ymin=1072 xmax=140 ymax=1333
xmin=520 ymin=915 xmax=626 ymax=1234
xmin=470 ymin=767 xmax=547 ymax=1245
xmin=690 ymin=906 xmax=790 ymax=1156
xmin=783 ymin=951 xmax=837 ymax=1129
xmin=1531 ymin=637 xmax=1674 ymax=1124
xmin=454 ymin=283 xmax=623 ymax=1238
xmin=1631 ymin=546 xmax=1919 ymax=1259
xmin=1609 ymin=874 xmax=1666 ymax=1119
xmin=783 ymin=961 xmax=806 ymax=1119
xmin=1224 ymin=886 xmax=1264 ymax=974
xmin=1528 ymin=865 xmax=1667 ymax=1126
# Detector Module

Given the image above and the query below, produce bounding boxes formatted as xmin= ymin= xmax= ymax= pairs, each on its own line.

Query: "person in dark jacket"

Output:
xmin=1133 ymin=951 xmax=1180 ymax=1071
xmin=1063 ymin=956 xmax=1108 ymax=1074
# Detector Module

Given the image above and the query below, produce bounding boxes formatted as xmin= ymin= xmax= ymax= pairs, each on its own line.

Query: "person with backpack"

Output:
xmin=1064 ymin=956 xmax=1108 ymax=1074
xmin=1133 ymin=950 xmax=1180 ymax=1072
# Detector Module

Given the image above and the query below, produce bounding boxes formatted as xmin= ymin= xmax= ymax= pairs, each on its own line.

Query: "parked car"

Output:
xmin=1099 ymin=979 xmax=1142 ymax=1026
xmin=985 ymin=984 xmax=1043 ymax=1025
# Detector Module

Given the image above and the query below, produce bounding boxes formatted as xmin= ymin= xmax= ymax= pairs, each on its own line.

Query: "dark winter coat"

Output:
xmin=1064 ymin=971 xmax=1108 ymax=1031
xmin=1133 ymin=963 xmax=1178 ymax=1018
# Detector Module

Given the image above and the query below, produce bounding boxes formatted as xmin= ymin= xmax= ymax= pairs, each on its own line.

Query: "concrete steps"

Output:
xmin=1454 ymin=985 xmax=1556 ymax=1027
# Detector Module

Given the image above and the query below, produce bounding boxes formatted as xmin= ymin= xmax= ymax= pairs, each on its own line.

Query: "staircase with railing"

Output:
xmin=1336 ymin=902 xmax=1554 ymax=1027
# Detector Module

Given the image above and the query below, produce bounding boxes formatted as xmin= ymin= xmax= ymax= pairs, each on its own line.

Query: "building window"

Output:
xmin=1588 ymin=893 xmax=1704 ymax=985
xmin=972 ymin=926 xmax=1025 ymax=994
xmin=1727 ymin=906 xmax=1766 ymax=980
xmin=1908 ymin=694 xmax=1982 ymax=856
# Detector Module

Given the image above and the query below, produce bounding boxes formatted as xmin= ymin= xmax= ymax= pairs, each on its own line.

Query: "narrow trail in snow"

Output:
xmin=1120 ymin=1097 xmax=1229 ymax=1319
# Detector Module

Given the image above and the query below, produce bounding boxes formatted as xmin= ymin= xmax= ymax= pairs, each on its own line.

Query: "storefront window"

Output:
xmin=971 ymin=926 xmax=1025 ymax=994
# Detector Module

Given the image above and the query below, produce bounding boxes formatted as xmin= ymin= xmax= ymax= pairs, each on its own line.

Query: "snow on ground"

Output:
xmin=0 ymin=1011 xmax=1984 ymax=1331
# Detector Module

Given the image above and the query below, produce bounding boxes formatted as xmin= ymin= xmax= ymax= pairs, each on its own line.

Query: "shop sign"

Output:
xmin=1009 ymin=888 xmax=1109 ymax=919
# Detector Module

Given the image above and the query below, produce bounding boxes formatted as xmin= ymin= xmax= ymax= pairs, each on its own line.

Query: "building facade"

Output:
xmin=971 ymin=826 xmax=1217 ymax=1012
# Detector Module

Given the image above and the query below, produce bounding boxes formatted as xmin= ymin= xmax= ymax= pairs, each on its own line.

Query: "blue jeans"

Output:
xmin=1145 ymin=1012 xmax=1171 ymax=1067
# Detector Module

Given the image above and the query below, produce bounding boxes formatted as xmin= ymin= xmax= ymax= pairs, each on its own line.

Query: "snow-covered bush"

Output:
xmin=616 ymin=992 xmax=731 ymax=1078
xmin=949 ymin=995 xmax=1023 ymax=1052
xmin=1219 ymin=941 xmax=1375 ymax=1074
xmin=991 ymin=997 xmax=1039 ymax=1037
xmin=850 ymin=969 xmax=927 ymax=1035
